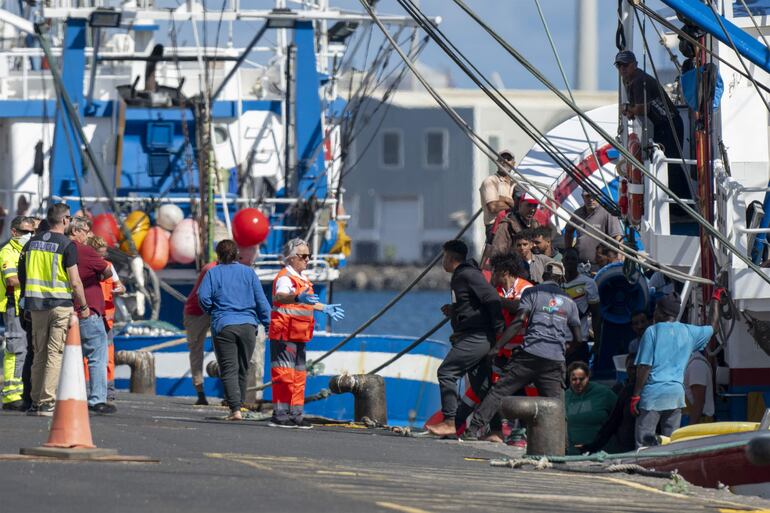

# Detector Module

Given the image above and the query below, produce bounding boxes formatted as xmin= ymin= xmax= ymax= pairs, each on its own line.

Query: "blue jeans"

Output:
xmin=80 ymin=314 xmax=108 ymax=406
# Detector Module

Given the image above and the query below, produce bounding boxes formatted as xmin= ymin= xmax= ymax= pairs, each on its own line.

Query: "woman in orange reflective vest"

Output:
xmin=268 ymin=238 xmax=344 ymax=429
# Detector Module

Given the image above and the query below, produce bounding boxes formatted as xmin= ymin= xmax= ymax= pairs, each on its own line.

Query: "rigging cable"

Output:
xmin=448 ymin=0 xmax=770 ymax=289
xmin=358 ymin=0 xmax=712 ymax=286
xmin=303 ymin=0 xmax=716 ymax=385
xmin=395 ymin=0 xmax=620 ymax=216
xmin=533 ymin=0 xmax=611 ymax=200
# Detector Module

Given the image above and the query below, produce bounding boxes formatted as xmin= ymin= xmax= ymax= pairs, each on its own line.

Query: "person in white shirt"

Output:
xmin=684 ymin=350 xmax=715 ymax=423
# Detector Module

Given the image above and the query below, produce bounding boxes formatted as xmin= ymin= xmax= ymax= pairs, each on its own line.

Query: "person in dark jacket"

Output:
xmin=427 ymin=239 xmax=504 ymax=438
xmin=580 ymin=353 xmax=638 ymax=454
xmin=198 ymin=240 xmax=271 ymax=420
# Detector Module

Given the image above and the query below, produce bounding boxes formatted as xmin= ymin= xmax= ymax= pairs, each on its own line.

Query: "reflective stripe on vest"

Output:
xmin=24 ymin=241 xmax=72 ymax=302
xmin=268 ymin=267 xmax=315 ymax=342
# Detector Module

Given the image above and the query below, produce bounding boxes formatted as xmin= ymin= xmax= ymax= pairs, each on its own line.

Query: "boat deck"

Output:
xmin=1 ymin=394 xmax=769 ymax=513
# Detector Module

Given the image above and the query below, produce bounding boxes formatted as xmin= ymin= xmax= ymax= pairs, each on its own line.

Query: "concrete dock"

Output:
xmin=1 ymin=394 xmax=769 ymax=513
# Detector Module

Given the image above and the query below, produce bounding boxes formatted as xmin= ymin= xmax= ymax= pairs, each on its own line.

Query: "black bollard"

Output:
xmin=328 ymin=374 xmax=387 ymax=426
xmin=115 ymin=350 xmax=156 ymax=395
xmin=747 ymin=435 xmax=770 ymax=466
xmin=501 ymin=396 xmax=565 ymax=456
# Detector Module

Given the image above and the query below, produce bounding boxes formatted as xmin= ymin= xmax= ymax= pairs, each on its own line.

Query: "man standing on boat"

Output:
xmin=564 ymin=189 xmax=622 ymax=270
xmin=428 ymin=239 xmax=503 ymax=438
xmin=479 ymin=150 xmax=517 ymax=243
xmin=268 ymin=238 xmax=344 ymax=429
xmin=616 ymin=50 xmax=688 ymax=213
xmin=632 ymin=293 xmax=718 ymax=447
xmin=0 ymin=216 xmax=35 ymax=410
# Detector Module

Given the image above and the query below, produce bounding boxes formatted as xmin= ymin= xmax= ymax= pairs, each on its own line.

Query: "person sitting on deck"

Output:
xmin=580 ymin=353 xmax=638 ymax=454
xmin=632 ymin=293 xmax=718 ymax=447
xmin=565 ymin=361 xmax=617 ymax=455
xmin=198 ymin=240 xmax=271 ymax=421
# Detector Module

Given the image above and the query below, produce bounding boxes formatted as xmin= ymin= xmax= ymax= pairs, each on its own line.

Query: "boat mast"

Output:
xmin=695 ymin=28 xmax=715 ymax=310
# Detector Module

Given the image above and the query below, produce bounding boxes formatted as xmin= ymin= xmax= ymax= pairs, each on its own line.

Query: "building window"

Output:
xmin=424 ymin=129 xmax=448 ymax=168
xmin=487 ymin=134 xmax=501 ymax=174
xmin=381 ymin=130 xmax=403 ymax=168
xmin=353 ymin=241 xmax=379 ymax=263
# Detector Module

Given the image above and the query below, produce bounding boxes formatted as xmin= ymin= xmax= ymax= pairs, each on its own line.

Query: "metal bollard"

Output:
xmin=206 ymin=360 xmax=220 ymax=377
xmin=329 ymin=374 xmax=387 ymax=426
xmin=501 ymin=396 xmax=566 ymax=456
xmin=747 ymin=435 xmax=770 ymax=466
xmin=115 ymin=350 xmax=156 ymax=395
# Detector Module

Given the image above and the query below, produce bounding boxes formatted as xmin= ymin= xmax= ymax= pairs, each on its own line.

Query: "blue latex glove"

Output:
xmin=297 ymin=290 xmax=320 ymax=305
xmin=323 ymin=304 xmax=345 ymax=321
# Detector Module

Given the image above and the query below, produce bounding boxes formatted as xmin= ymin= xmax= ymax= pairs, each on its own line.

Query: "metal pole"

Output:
xmin=211 ymin=23 xmax=268 ymax=101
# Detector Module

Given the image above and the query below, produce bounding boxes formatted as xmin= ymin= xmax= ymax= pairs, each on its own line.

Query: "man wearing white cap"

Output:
xmin=564 ymin=188 xmax=622 ymax=269
xmin=479 ymin=150 xmax=517 ymax=242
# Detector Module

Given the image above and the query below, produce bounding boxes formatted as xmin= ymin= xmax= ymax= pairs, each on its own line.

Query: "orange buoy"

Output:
xmin=140 ymin=227 xmax=170 ymax=271
xmin=93 ymin=213 xmax=120 ymax=247
xmin=119 ymin=210 xmax=151 ymax=253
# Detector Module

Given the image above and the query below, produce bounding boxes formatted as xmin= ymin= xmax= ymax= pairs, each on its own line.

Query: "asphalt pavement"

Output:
xmin=1 ymin=394 xmax=769 ymax=513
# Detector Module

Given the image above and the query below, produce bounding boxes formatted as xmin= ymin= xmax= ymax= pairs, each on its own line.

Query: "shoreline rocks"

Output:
xmin=336 ymin=264 xmax=450 ymax=291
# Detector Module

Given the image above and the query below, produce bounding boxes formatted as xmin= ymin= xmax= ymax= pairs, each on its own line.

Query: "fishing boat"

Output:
xmin=0 ymin=1 xmax=448 ymax=425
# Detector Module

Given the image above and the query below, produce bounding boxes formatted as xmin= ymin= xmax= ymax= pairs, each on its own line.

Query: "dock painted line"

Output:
xmin=376 ymin=501 xmax=436 ymax=513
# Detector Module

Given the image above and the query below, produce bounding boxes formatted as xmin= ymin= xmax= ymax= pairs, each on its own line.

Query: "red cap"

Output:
xmin=521 ymin=193 xmax=539 ymax=205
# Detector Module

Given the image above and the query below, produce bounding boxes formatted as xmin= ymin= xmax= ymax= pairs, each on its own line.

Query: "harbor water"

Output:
xmin=330 ymin=289 xmax=452 ymax=342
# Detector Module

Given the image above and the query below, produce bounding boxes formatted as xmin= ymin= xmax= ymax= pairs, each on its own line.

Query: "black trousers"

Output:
xmin=212 ymin=324 xmax=256 ymax=412
xmin=469 ymin=348 xmax=564 ymax=433
xmin=437 ymin=331 xmax=492 ymax=419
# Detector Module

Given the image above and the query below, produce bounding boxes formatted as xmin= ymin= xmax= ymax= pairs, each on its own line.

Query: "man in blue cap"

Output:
xmin=615 ymin=50 xmax=688 ymax=213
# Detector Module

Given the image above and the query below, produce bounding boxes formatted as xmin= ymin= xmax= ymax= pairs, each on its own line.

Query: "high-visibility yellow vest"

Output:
xmin=23 ymin=233 xmax=73 ymax=310
xmin=0 ymin=238 xmax=23 ymax=314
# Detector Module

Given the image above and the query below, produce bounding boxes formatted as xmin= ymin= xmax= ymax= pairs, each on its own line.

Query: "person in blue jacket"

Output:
xmin=198 ymin=239 xmax=271 ymax=420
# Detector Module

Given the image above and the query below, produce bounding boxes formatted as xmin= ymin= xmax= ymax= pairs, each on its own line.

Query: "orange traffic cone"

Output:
xmin=44 ymin=313 xmax=95 ymax=449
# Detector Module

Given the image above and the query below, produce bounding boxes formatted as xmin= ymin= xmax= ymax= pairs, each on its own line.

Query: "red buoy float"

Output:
xmin=232 ymin=208 xmax=270 ymax=246
xmin=93 ymin=213 xmax=120 ymax=247
xmin=141 ymin=227 xmax=170 ymax=271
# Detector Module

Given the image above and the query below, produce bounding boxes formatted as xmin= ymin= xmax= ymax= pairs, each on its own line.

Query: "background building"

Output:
xmin=343 ymin=88 xmax=616 ymax=263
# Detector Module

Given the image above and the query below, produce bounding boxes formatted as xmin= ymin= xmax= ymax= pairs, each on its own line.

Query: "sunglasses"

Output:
xmin=17 ymin=229 xmax=33 ymax=235
xmin=295 ymin=253 xmax=312 ymax=260
xmin=615 ymin=62 xmax=632 ymax=69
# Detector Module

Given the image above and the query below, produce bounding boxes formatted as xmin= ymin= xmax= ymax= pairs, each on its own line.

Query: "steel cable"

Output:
xmin=449 ymin=0 xmax=770 ymax=289
xmin=358 ymin=0 xmax=711 ymax=286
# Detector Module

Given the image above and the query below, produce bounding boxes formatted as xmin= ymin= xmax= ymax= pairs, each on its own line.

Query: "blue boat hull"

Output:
xmin=115 ymin=333 xmax=449 ymax=426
